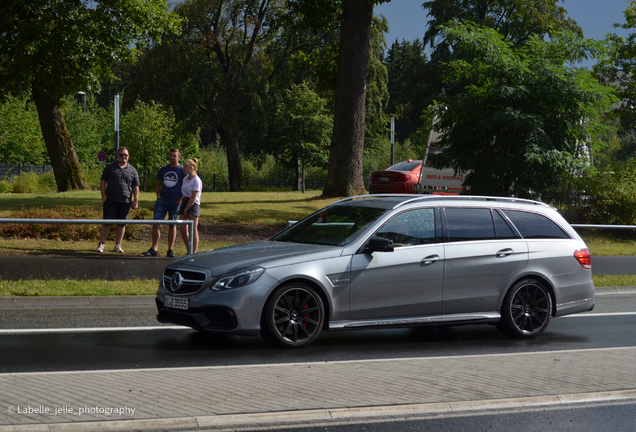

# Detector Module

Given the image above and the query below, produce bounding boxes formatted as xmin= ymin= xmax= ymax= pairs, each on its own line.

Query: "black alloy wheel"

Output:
xmin=499 ymin=278 xmax=553 ymax=338
xmin=262 ymin=283 xmax=325 ymax=348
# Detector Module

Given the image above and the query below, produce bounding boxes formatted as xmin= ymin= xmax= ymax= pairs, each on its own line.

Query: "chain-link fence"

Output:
xmin=0 ymin=163 xmax=54 ymax=180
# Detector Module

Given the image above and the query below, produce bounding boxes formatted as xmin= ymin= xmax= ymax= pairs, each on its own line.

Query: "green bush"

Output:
xmin=198 ymin=146 xmax=229 ymax=191
xmin=0 ymin=181 xmax=12 ymax=193
xmin=81 ymin=165 xmax=103 ymax=190
xmin=9 ymin=172 xmax=57 ymax=193
xmin=557 ymin=162 xmax=636 ymax=225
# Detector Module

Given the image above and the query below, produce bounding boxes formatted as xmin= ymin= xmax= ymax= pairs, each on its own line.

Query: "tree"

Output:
xmin=129 ymin=0 xmax=288 ymax=192
xmin=62 ymin=95 xmax=113 ymax=167
xmin=433 ymin=21 xmax=616 ymax=197
xmin=596 ymin=0 xmax=636 ymax=129
xmin=422 ymin=0 xmax=582 ymax=54
xmin=384 ymin=39 xmax=429 ymax=144
xmin=394 ymin=0 xmax=585 ymax=141
xmin=120 ymin=100 xmax=199 ymax=191
xmin=0 ymin=94 xmax=48 ymax=164
xmin=322 ymin=0 xmax=376 ymax=197
xmin=273 ymin=82 xmax=332 ymax=191
xmin=0 ymin=0 xmax=181 ymax=191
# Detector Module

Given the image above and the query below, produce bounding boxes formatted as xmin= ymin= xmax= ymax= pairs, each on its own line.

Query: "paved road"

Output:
xmin=1 ymin=254 xmax=635 ymax=281
xmin=0 ymin=289 xmax=635 ymax=373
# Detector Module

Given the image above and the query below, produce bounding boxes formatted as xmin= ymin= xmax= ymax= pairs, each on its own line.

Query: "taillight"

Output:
xmin=574 ymin=248 xmax=591 ymax=269
xmin=397 ymin=174 xmax=410 ymax=182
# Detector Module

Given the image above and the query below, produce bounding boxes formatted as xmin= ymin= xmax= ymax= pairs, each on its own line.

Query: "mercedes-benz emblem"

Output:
xmin=170 ymin=272 xmax=184 ymax=292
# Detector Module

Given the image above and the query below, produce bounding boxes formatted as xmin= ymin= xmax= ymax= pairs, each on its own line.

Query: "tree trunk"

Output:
xmin=32 ymin=86 xmax=88 ymax=192
xmin=225 ymin=135 xmax=245 ymax=192
xmin=301 ymin=159 xmax=306 ymax=193
xmin=322 ymin=0 xmax=374 ymax=198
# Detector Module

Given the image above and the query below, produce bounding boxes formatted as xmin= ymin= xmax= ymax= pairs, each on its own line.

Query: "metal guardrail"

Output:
xmin=0 ymin=219 xmax=194 ymax=255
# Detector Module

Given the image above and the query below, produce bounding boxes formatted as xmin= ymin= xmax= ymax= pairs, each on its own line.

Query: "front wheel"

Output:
xmin=261 ymin=283 xmax=325 ymax=348
xmin=499 ymin=278 xmax=552 ymax=339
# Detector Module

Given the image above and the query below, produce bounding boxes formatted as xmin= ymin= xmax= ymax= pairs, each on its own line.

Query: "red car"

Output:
xmin=368 ymin=160 xmax=421 ymax=194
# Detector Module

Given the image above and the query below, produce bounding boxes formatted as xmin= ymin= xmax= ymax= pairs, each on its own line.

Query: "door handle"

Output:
xmin=421 ymin=254 xmax=440 ymax=265
xmin=496 ymin=248 xmax=514 ymax=258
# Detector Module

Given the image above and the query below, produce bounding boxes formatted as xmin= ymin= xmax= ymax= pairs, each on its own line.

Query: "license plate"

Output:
xmin=165 ymin=295 xmax=188 ymax=310
xmin=379 ymin=177 xmax=390 ymax=182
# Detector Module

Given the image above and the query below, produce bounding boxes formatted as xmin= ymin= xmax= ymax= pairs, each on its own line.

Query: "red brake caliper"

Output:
xmin=303 ymin=303 xmax=310 ymax=327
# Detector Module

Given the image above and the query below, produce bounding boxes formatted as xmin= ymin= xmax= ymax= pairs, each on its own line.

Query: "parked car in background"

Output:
xmin=156 ymin=195 xmax=595 ymax=348
xmin=368 ymin=160 xmax=421 ymax=194
xmin=369 ymin=160 xmax=465 ymax=195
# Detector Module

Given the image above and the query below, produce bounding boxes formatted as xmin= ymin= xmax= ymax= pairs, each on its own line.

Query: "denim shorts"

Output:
xmin=154 ymin=198 xmax=180 ymax=226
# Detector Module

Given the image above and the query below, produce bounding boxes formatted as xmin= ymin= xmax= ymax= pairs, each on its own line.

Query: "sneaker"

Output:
xmin=142 ymin=248 xmax=158 ymax=257
xmin=113 ymin=244 xmax=124 ymax=253
xmin=167 ymin=249 xmax=175 ymax=258
xmin=95 ymin=242 xmax=105 ymax=253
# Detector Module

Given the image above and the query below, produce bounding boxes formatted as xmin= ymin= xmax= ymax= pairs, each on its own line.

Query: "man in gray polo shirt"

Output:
xmin=95 ymin=147 xmax=140 ymax=253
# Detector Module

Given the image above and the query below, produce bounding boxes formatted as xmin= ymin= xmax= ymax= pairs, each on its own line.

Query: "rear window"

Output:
xmin=386 ymin=161 xmax=421 ymax=172
xmin=502 ymin=210 xmax=570 ymax=239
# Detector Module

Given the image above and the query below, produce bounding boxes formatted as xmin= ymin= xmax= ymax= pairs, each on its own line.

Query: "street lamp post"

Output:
xmin=76 ymin=91 xmax=86 ymax=113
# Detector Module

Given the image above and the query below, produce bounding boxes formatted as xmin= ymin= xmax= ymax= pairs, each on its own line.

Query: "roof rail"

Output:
xmin=330 ymin=194 xmax=416 ymax=205
xmin=392 ymin=195 xmax=550 ymax=209
xmin=329 ymin=194 xmax=550 ymax=209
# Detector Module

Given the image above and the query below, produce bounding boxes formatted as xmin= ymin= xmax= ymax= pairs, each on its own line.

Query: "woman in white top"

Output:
xmin=178 ymin=158 xmax=203 ymax=253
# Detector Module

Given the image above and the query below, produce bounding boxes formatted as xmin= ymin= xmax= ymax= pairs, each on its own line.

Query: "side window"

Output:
xmin=502 ymin=210 xmax=570 ymax=239
xmin=493 ymin=210 xmax=517 ymax=239
xmin=376 ymin=208 xmax=437 ymax=247
xmin=445 ymin=208 xmax=495 ymax=242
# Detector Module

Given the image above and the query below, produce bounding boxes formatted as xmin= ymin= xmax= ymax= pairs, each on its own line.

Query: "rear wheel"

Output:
xmin=499 ymin=278 xmax=552 ymax=338
xmin=261 ymin=283 xmax=324 ymax=348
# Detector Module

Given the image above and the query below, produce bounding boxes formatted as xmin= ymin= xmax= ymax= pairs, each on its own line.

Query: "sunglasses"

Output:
xmin=118 ymin=154 xmax=129 ymax=157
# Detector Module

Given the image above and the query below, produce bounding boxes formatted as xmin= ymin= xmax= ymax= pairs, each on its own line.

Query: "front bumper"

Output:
xmin=156 ymin=298 xmax=239 ymax=331
xmin=155 ymin=272 xmax=279 ymax=336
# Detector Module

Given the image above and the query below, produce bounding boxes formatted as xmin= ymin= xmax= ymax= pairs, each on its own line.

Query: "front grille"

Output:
xmin=163 ymin=268 xmax=207 ymax=295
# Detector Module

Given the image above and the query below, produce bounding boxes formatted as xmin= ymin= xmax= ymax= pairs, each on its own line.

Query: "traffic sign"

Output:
xmin=98 ymin=151 xmax=106 ymax=161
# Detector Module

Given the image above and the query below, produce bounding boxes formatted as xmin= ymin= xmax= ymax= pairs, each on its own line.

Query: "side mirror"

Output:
xmin=363 ymin=236 xmax=394 ymax=254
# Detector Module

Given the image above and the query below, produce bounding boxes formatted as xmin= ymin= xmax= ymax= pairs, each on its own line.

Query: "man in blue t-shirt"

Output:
xmin=142 ymin=148 xmax=186 ymax=257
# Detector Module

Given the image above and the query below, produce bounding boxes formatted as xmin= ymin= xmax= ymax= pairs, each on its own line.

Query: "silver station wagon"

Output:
xmin=156 ymin=195 xmax=595 ymax=348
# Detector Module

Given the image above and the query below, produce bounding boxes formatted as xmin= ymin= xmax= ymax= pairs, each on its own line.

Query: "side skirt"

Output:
xmin=329 ymin=312 xmax=501 ymax=330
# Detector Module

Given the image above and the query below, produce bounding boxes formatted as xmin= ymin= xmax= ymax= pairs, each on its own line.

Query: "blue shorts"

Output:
xmin=154 ymin=198 xmax=180 ymax=226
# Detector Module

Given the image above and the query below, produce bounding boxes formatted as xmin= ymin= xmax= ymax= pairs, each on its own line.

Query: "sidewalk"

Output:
xmin=1 ymin=288 xmax=636 ymax=431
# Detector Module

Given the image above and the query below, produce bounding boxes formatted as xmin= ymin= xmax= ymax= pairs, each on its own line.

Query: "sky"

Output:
xmin=375 ymin=0 xmax=632 ymax=69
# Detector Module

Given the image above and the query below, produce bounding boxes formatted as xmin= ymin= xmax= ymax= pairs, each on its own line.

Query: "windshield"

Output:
xmin=272 ymin=205 xmax=388 ymax=246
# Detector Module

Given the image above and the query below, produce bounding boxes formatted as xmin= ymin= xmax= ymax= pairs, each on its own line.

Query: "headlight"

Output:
xmin=210 ymin=267 xmax=265 ymax=291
